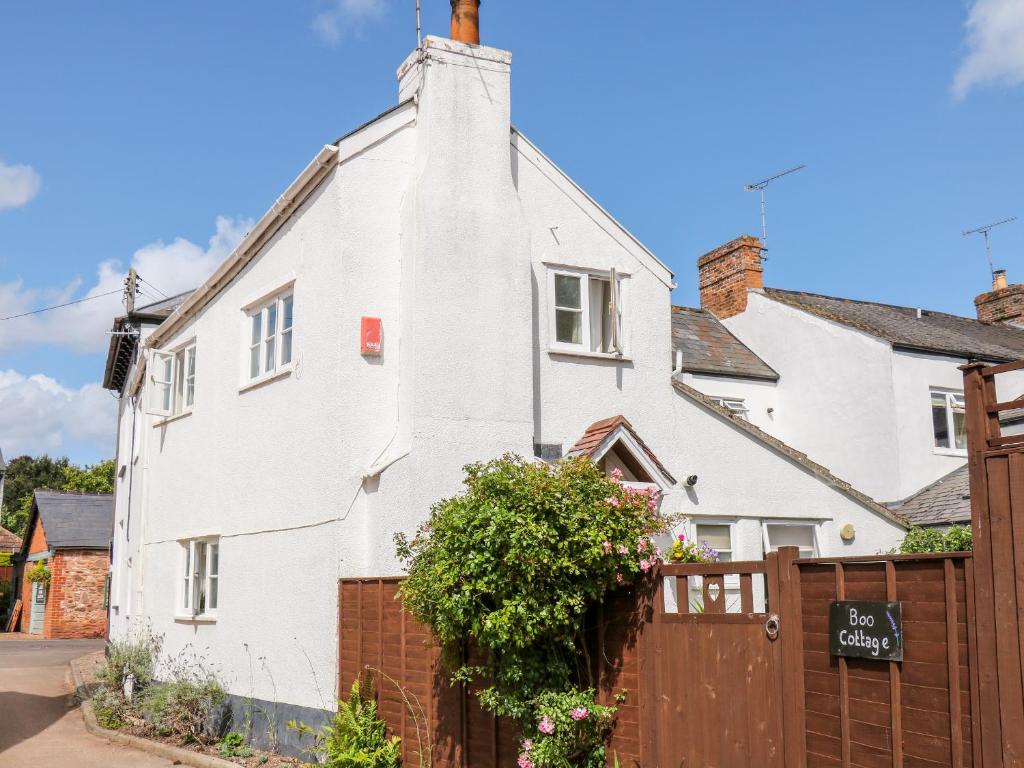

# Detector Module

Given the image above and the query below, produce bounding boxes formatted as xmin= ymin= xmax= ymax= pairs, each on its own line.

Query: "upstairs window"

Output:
xmin=180 ymin=538 xmax=219 ymax=618
xmin=248 ymin=293 xmax=294 ymax=381
xmin=711 ymin=397 xmax=749 ymax=420
xmin=931 ymin=390 xmax=966 ymax=451
xmin=549 ymin=268 xmax=624 ymax=355
xmin=148 ymin=342 xmax=196 ymax=418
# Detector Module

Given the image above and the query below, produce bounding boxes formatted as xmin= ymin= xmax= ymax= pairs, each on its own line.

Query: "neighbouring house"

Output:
xmin=0 ymin=524 xmax=21 ymax=628
xmin=15 ymin=491 xmax=112 ymax=638
xmin=889 ymin=464 xmax=970 ymax=530
xmin=102 ymin=8 xmax=906 ymax=749
xmin=679 ymin=234 xmax=1024 ymax=504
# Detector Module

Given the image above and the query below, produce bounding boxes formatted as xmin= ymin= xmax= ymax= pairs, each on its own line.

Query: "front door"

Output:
xmin=29 ymin=581 xmax=46 ymax=634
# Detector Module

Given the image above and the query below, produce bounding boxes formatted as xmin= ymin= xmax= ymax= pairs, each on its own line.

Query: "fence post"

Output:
xmin=774 ymin=546 xmax=806 ymax=768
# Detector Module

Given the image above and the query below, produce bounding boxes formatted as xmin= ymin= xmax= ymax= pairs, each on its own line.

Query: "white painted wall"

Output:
xmin=722 ymin=291 xmax=903 ymax=501
xmin=110 ymin=37 xmax=906 ymax=718
xmin=677 ymin=372 xmax=778 ymax=433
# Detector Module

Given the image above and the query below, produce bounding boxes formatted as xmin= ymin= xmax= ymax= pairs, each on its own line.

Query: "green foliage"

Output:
xmin=518 ymin=689 xmax=615 ymax=768
xmin=219 ymin=731 xmax=253 ymax=758
xmin=899 ymin=525 xmax=972 ymax=553
xmin=666 ymin=532 xmax=720 ymax=563
xmin=0 ymin=552 xmax=11 ymax=567
xmin=396 ymin=454 xmax=671 ymax=767
xmin=0 ymin=455 xmax=115 ymax=539
xmin=92 ymin=687 xmax=127 ymax=730
xmin=287 ymin=678 xmax=401 ymax=768
xmin=97 ymin=628 xmax=164 ymax=693
xmin=25 ymin=560 xmax=51 ymax=585
xmin=139 ymin=677 xmax=227 ymax=744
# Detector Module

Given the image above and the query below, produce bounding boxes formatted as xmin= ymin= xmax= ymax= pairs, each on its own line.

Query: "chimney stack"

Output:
xmin=698 ymin=235 xmax=764 ymax=319
xmin=451 ymin=0 xmax=480 ymax=45
xmin=975 ymin=270 xmax=1024 ymax=324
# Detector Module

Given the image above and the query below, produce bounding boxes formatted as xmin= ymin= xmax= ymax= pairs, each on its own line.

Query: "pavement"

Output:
xmin=0 ymin=634 xmax=174 ymax=767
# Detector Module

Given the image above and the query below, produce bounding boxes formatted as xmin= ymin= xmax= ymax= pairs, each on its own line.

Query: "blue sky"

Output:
xmin=1 ymin=1 xmax=1023 ymax=465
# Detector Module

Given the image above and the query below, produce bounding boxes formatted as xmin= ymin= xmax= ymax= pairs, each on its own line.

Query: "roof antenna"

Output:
xmin=744 ymin=164 xmax=806 ymax=260
xmin=416 ymin=0 xmax=422 ymax=48
xmin=963 ymin=216 xmax=1016 ymax=282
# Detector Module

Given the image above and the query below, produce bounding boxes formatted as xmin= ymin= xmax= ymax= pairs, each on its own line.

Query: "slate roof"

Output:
xmin=762 ymin=288 xmax=1024 ymax=362
xmin=671 ymin=307 xmax=778 ymax=381
xmin=103 ymin=290 xmax=194 ymax=392
xmin=0 ymin=526 xmax=21 ymax=553
xmin=31 ymin=491 xmax=113 ymax=550
xmin=566 ymin=415 xmax=677 ymax=485
xmin=890 ymin=465 xmax=971 ymax=527
xmin=672 ymin=378 xmax=908 ymax=529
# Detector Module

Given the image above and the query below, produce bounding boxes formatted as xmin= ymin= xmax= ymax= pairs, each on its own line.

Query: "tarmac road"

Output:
xmin=0 ymin=635 xmax=173 ymax=767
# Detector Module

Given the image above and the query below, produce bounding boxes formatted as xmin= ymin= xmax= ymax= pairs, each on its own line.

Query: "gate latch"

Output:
xmin=765 ymin=613 xmax=781 ymax=640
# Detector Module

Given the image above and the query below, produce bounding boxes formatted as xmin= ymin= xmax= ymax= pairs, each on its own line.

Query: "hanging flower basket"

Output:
xmin=26 ymin=560 xmax=52 ymax=585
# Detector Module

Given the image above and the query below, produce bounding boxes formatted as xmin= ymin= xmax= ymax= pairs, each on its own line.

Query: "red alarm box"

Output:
xmin=361 ymin=317 xmax=382 ymax=355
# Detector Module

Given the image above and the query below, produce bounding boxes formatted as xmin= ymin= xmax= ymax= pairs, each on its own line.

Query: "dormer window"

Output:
xmin=549 ymin=268 xmax=624 ymax=356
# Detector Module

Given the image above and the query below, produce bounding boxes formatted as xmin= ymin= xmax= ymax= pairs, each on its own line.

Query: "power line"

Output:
xmin=0 ymin=288 xmax=122 ymax=322
xmin=137 ymin=276 xmax=169 ymax=299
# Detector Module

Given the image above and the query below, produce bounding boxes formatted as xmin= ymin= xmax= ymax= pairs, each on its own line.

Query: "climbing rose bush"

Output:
xmin=517 ymin=689 xmax=615 ymax=768
xmin=396 ymin=454 xmax=671 ymax=742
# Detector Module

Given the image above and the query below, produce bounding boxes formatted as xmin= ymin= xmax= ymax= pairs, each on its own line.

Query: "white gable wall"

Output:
xmin=676 ymin=372 xmax=778 ymax=433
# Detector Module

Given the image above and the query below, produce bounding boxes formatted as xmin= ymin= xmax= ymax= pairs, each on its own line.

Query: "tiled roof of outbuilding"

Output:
xmin=671 ymin=306 xmax=778 ymax=381
xmin=30 ymin=491 xmax=113 ymax=550
xmin=567 ymin=415 xmax=677 ymax=486
xmin=762 ymin=288 xmax=1024 ymax=362
xmin=0 ymin=526 xmax=21 ymax=553
xmin=890 ymin=465 xmax=971 ymax=528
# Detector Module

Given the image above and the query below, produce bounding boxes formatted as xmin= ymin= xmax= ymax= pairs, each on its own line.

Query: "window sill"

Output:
xmin=933 ymin=448 xmax=968 ymax=458
xmin=547 ymin=348 xmax=632 ymax=363
xmin=239 ymin=367 xmax=293 ymax=394
xmin=173 ymin=614 xmax=217 ymax=624
xmin=153 ymin=410 xmax=194 ymax=429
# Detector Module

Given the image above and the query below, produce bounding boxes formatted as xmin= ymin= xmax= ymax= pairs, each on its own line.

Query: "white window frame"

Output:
xmin=147 ymin=340 xmax=197 ymax=419
xmin=930 ymin=389 xmax=967 ymax=455
xmin=691 ymin=520 xmax=736 ymax=563
xmin=761 ymin=520 xmax=820 ymax=559
xmin=547 ymin=267 xmax=626 ymax=357
xmin=685 ymin=518 xmax=740 ymax=608
xmin=711 ymin=396 xmax=749 ymax=420
xmin=178 ymin=537 xmax=219 ymax=620
xmin=244 ymin=290 xmax=294 ymax=385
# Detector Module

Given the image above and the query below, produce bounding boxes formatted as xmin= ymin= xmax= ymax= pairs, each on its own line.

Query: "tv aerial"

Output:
xmin=963 ymin=217 xmax=1017 ymax=281
xmin=744 ymin=164 xmax=806 ymax=258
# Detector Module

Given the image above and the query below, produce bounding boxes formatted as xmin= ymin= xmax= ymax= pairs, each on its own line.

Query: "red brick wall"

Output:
xmin=697 ymin=234 xmax=764 ymax=319
xmin=18 ymin=515 xmax=48 ymax=632
xmin=44 ymin=550 xmax=108 ymax=639
xmin=975 ymin=283 xmax=1024 ymax=323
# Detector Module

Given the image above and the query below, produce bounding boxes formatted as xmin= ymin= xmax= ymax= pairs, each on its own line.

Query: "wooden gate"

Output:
xmin=641 ymin=557 xmax=791 ymax=768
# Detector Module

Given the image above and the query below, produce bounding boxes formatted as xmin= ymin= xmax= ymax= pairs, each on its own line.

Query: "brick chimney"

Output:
xmin=698 ymin=235 xmax=764 ymax=319
xmin=975 ymin=270 xmax=1024 ymax=324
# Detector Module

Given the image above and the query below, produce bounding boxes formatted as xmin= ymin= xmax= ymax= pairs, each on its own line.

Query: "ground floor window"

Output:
xmin=762 ymin=523 xmax=818 ymax=558
xmin=180 ymin=538 xmax=219 ymax=617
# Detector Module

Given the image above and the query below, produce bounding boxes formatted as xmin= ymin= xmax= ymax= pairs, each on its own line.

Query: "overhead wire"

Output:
xmin=137 ymin=276 xmax=170 ymax=299
xmin=0 ymin=288 xmax=122 ymax=321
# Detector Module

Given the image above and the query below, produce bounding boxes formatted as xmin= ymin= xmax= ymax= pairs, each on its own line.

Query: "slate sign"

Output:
xmin=829 ymin=600 xmax=902 ymax=661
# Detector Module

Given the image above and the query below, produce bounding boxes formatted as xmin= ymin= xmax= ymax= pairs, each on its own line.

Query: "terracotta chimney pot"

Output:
xmin=993 ymin=269 xmax=1008 ymax=291
xmin=451 ymin=0 xmax=480 ymax=45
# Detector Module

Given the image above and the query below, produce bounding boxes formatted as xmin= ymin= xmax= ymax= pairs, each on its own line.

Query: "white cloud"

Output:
xmin=313 ymin=0 xmax=387 ymax=45
xmin=952 ymin=0 xmax=1024 ymax=99
xmin=0 ymin=215 xmax=252 ymax=354
xmin=0 ymin=160 xmax=42 ymax=210
xmin=0 ymin=370 xmax=116 ymax=458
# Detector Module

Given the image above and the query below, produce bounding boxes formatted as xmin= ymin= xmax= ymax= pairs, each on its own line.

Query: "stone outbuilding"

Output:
xmin=15 ymin=491 xmax=112 ymax=638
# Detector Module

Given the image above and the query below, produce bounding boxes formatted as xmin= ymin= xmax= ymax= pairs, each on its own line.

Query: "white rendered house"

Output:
xmin=680 ymin=234 xmax=1024 ymax=504
xmin=102 ymin=26 xmax=906 ymax=749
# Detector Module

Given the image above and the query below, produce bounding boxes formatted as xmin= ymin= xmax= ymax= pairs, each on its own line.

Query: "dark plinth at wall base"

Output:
xmin=218 ymin=693 xmax=333 ymax=758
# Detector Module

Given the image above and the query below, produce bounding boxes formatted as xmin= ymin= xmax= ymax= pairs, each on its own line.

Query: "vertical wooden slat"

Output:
xmin=356 ymin=580 xmax=363 ymax=694
xmin=965 ymin=558 xmax=983 ymax=768
xmin=944 ymin=558 xmax=965 ymax=768
xmin=678 ymin=574 xmax=688 ymax=613
xmin=400 ymin=593 xmax=407 ymax=762
xmin=378 ymin=579 xmax=384 ymax=681
xmin=776 ymin=547 xmax=806 ymax=768
xmin=836 ymin=562 xmax=851 ymax=768
xmin=740 ymin=572 xmax=754 ymax=613
xmin=962 ymin=362 xmax=1003 ymax=766
xmin=338 ymin=581 xmax=344 ymax=699
xmin=886 ymin=561 xmax=903 ymax=768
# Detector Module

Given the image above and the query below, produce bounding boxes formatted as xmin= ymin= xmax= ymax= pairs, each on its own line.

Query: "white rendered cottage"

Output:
xmin=103 ymin=25 xmax=905 ymax=749
xmin=679 ymin=234 xmax=1024 ymax=504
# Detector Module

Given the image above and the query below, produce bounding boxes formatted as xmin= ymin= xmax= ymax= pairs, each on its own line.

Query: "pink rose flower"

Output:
xmin=637 ymin=540 xmax=647 ymax=554
xmin=521 ymin=739 xmax=533 ymax=752
xmin=617 ymin=544 xmax=629 ymax=555
xmin=616 ymin=573 xmax=624 ymax=583
xmin=538 ymin=715 xmax=555 ymax=735
xmin=570 ymin=707 xmax=589 ymax=721
xmin=602 ymin=540 xmax=612 ymax=554
xmin=518 ymin=754 xmax=534 ymax=768
xmin=610 ymin=467 xmax=623 ymax=481
xmin=606 ymin=496 xmax=621 ymax=508
xmin=640 ymin=558 xmax=653 ymax=572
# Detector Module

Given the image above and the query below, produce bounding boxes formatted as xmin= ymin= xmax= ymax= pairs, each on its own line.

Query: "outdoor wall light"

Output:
xmin=686 ymin=475 xmax=698 ymax=487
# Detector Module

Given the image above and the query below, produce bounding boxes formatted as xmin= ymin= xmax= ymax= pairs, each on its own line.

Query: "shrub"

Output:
xmin=518 ymin=689 xmax=615 ymax=768
xmin=396 ymin=454 xmax=672 ymax=765
xmin=288 ymin=678 xmax=401 ymax=768
xmin=26 ymin=560 xmax=51 ymax=585
xmin=219 ymin=731 xmax=253 ymax=758
xmin=0 ymin=552 xmax=12 ymax=567
xmin=899 ymin=525 xmax=972 ymax=553
xmin=92 ymin=687 xmax=127 ymax=730
xmin=97 ymin=629 xmax=163 ymax=694
xmin=139 ymin=677 xmax=226 ymax=744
